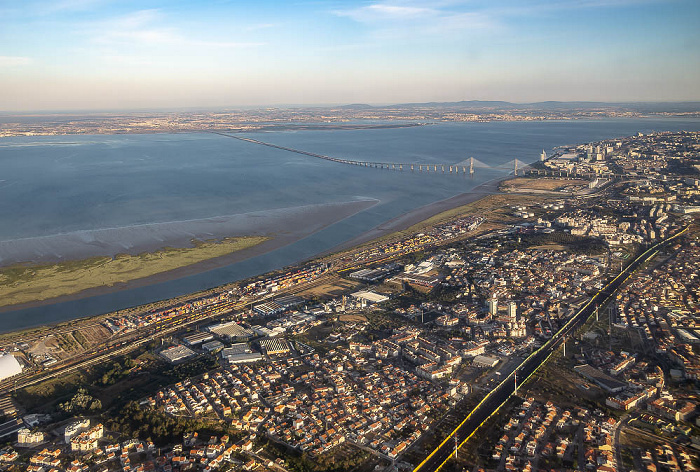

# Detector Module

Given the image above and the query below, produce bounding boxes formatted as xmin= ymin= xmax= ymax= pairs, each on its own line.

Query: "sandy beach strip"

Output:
xmin=0 ymin=199 xmax=377 ymax=312
xmin=0 ymin=175 xmax=511 ymax=313
xmin=0 ymin=200 xmax=379 ymax=267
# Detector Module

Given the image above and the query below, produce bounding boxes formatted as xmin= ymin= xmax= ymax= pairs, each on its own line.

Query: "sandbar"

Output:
xmin=0 ymin=199 xmax=378 ymax=311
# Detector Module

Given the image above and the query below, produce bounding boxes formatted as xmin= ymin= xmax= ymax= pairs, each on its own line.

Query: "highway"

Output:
xmin=413 ymin=225 xmax=689 ymax=472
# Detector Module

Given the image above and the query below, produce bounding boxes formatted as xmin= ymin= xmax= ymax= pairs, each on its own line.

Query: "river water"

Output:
xmin=0 ymin=117 xmax=698 ymax=332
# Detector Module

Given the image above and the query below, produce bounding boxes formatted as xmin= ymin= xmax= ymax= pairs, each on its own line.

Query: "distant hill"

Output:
xmin=392 ymin=100 xmax=517 ymax=109
xmin=383 ymin=100 xmax=700 ymax=112
xmin=337 ymin=103 xmax=375 ymax=110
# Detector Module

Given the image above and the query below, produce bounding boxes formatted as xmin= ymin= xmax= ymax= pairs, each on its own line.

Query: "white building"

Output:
xmin=70 ymin=423 xmax=104 ymax=452
xmin=473 ymin=355 xmax=500 ymax=368
xmin=17 ymin=428 xmax=44 ymax=445
xmin=0 ymin=354 xmax=22 ymax=382
xmin=65 ymin=418 xmax=91 ymax=443
xmin=507 ymin=302 xmax=518 ymax=321
xmin=351 ymin=290 xmax=389 ymax=305
xmin=159 ymin=345 xmax=196 ymax=364
xmin=487 ymin=297 xmax=498 ymax=316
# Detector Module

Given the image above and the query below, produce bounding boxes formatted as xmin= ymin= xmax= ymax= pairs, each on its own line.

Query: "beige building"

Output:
xmin=17 ymin=428 xmax=44 ymax=445
xmin=70 ymin=423 xmax=104 ymax=452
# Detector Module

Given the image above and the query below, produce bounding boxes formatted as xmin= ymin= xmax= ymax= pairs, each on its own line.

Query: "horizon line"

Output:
xmin=2 ymin=99 xmax=700 ymax=115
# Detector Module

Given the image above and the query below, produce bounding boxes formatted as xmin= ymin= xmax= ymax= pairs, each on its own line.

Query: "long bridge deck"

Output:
xmin=212 ymin=131 xmax=531 ymax=175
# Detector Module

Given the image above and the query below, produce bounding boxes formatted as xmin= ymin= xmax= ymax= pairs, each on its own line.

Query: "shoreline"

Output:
xmin=0 ymin=200 xmax=376 ymax=267
xmin=0 ymin=178 xmax=508 ymax=325
xmin=0 ymin=199 xmax=378 ymax=314
xmin=325 ymin=175 xmax=508 ymax=254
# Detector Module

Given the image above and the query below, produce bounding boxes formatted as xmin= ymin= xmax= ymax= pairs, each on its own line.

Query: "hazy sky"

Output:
xmin=1 ymin=0 xmax=699 ymax=111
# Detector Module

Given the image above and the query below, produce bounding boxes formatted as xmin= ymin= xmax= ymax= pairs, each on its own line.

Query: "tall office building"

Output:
xmin=507 ymin=302 xmax=518 ymax=321
xmin=487 ymin=297 xmax=498 ymax=316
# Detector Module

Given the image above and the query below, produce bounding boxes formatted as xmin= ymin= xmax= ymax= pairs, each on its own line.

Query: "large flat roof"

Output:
xmin=0 ymin=354 xmax=22 ymax=382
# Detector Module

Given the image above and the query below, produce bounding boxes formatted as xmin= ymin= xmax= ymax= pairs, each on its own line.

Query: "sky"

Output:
xmin=1 ymin=0 xmax=699 ymax=111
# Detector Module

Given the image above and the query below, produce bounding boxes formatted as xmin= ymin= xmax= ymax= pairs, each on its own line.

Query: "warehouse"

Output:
xmin=182 ymin=332 xmax=214 ymax=346
xmin=206 ymin=321 xmax=255 ymax=341
xmin=0 ymin=354 xmax=22 ymax=382
xmin=160 ymin=345 xmax=196 ymax=364
xmin=472 ymin=355 xmax=500 ymax=368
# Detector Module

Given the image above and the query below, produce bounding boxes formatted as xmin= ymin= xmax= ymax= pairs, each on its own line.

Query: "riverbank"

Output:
xmin=0 ymin=199 xmax=377 ymax=313
xmin=0 ymin=180 xmax=509 ymax=332
xmin=0 ymin=180 xmax=516 ymax=339
xmin=0 ymin=236 xmax=268 ymax=308
xmin=327 ymin=175 xmax=508 ymax=253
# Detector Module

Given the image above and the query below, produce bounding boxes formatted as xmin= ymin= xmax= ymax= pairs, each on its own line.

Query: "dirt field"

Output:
xmin=530 ymin=243 xmax=568 ymax=251
xmin=296 ymin=276 xmax=361 ymax=299
xmin=0 ymin=236 xmax=267 ymax=307
xmin=338 ymin=314 xmax=368 ymax=323
xmin=500 ymin=177 xmax=588 ymax=192
xmin=362 ymin=193 xmax=550 ymax=250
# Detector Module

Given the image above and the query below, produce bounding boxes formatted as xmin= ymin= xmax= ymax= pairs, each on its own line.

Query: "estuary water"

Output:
xmin=1 ymin=117 xmax=699 ymax=331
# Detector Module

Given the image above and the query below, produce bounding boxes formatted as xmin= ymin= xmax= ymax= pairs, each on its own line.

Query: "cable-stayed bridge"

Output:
xmin=212 ymin=131 xmax=534 ymax=176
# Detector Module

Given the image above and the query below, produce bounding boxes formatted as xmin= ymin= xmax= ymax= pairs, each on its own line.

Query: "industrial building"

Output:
xmin=160 ymin=345 xmax=197 ymax=364
xmin=253 ymin=295 xmax=305 ymax=316
xmin=472 ymin=355 xmax=500 ymax=368
xmin=206 ymin=320 xmax=254 ymax=341
xmin=221 ymin=344 xmax=263 ymax=364
xmin=350 ymin=290 xmax=389 ymax=305
xmin=201 ymin=340 xmax=224 ymax=352
xmin=0 ymin=354 xmax=22 ymax=382
xmin=573 ymin=364 xmax=627 ymax=393
xmin=259 ymin=338 xmax=291 ymax=356
xmin=181 ymin=332 xmax=214 ymax=347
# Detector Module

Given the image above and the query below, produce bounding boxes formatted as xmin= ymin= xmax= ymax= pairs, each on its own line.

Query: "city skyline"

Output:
xmin=1 ymin=0 xmax=699 ymax=111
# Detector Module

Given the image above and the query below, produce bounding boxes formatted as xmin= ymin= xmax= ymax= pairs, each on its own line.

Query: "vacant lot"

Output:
xmin=338 ymin=314 xmax=368 ymax=323
xmin=296 ymin=276 xmax=361 ymax=299
xmin=500 ymin=177 xmax=588 ymax=192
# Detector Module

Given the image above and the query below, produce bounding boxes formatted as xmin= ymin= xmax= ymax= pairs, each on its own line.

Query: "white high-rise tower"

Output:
xmin=488 ymin=297 xmax=498 ymax=316
xmin=507 ymin=302 xmax=518 ymax=321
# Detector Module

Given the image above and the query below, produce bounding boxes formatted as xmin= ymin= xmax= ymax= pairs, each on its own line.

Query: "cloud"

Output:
xmin=491 ymin=0 xmax=665 ymax=16
xmin=333 ymin=1 xmax=497 ymax=34
xmin=334 ymin=0 xmax=662 ymax=31
xmin=244 ymin=23 xmax=276 ymax=32
xmin=0 ymin=56 xmax=32 ymax=67
xmin=93 ymin=9 xmax=265 ymax=49
xmin=335 ymin=3 xmax=438 ymax=22
xmin=32 ymin=0 xmax=107 ymax=15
